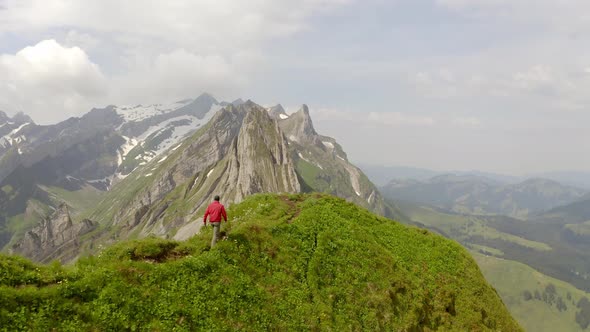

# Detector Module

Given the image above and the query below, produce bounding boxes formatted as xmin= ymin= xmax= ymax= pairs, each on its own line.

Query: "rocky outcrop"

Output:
xmin=110 ymin=101 xmax=300 ymax=238
xmin=11 ymin=203 xmax=97 ymax=263
xmin=111 ymin=104 xmax=247 ymax=227
xmin=222 ymin=104 xmax=300 ymax=202
xmin=267 ymin=104 xmax=288 ymax=120
xmin=278 ymin=105 xmax=319 ymax=144
xmin=273 ymin=104 xmax=393 ymax=217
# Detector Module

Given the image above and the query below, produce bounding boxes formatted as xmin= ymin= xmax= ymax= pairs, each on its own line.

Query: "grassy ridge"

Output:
xmin=396 ymin=201 xmax=590 ymax=331
xmin=0 ymin=194 xmax=520 ymax=331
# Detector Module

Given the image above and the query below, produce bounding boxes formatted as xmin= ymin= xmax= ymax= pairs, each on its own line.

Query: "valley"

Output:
xmin=373 ymin=171 xmax=590 ymax=331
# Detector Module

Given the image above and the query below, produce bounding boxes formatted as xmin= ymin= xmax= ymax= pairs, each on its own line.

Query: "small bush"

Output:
xmin=523 ymin=290 xmax=533 ymax=301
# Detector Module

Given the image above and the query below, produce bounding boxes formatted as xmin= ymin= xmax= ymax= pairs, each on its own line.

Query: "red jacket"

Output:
xmin=203 ymin=201 xmax=227 ymax=224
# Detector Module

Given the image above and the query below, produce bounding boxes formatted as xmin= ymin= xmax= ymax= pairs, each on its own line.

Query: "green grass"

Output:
xmin=474 ymin=252 xmax=590 ymax=332
xmin=1 ymin=184 xmax=13 ymax=195
xmin=296 ymin=158 xmax=327 ymax=191
xmin=565 ymin=221 xmax=590 ymax=237
xmin=468 ymin=244 xmax=505 ymax=257
xmin=41 ymin=185 xmax=104 ymax=216
xmin=292 ymin=141 xmax=391 ymax=217
xmin=400 ymin=203 xmax=551 ymax=251
xmin=1 ymin=200 xmax=53 ymax=251
xmin=0 ymin=194 xmax=521 ymax=331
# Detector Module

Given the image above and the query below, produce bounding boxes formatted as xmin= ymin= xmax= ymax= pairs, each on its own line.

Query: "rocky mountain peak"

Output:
xmin=293 ymin=104 xmax=317 ymax=135
xmin=227 ymin=104 xmax=300 ymax=202
xmin=267 ymin=104 xmax=287 ymax=120
xmin=0 ymin=110 xmax=10 ymax=123
xmin=0 ymin=110 xmax=34 ymax=125
xmin=173 ymin=93 xmax=219 ymax=119
xmin=84 ymin=105 xmax=121 ymax=124
xmin=231 ymin=98 xmax=245 ymax=106
xmin=11 ymin=111 xmax=34 ymax=124
xmin=195 ymin=92 xmax=217 ymax=103
xmin=277 ymin=104 xmax=319 ymax=145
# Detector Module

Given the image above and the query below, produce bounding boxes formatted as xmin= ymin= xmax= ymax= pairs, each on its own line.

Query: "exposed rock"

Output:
xmin=11 ymin=203 xmax=97 ymax=263
xmin=173 ymin=218 xmax=204 ymax=241
xmin=113 ymin=101 xmax=300 ymax=237
xmin=267 ymin=104 xmax=288 ymax=120
xmin=231 ymin=98 xmax=245 ymax=106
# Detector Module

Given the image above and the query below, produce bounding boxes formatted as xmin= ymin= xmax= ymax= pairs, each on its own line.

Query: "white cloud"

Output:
xmin=0 ymin=0 xmax=354 ymax=52
xmin=312 ymin=107 xmax=435 ymax=127
xmin=452 ymin=117 xmax=481 ymax=128
xmin=111 ymin=49 xmax=243 ymax=105
xmin=436 ymin=0 xmax=590 ymax=39
xmin=0 ymin=39 xmax=106 ymax=123
xmin=367 ymin=111 xmax=435 ymax=127
xmin=0 ymin=1 xmax=355 ymax=122
xmin=65 ymin=30 xmax=100 ymax=50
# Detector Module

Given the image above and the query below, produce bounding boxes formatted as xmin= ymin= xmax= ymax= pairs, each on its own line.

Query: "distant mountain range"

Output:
xmin=360 ymin=164 xmax=590 ymax=189
xmin=379 ymin=174 xmax=587 ymax=218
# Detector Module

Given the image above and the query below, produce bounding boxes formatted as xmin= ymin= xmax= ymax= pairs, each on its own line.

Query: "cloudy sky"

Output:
xmin=1 ymin=0 xmax=589 ymax=175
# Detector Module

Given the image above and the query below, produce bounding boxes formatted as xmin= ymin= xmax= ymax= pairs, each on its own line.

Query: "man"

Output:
xmin=203 ymin=195 xmax=227 ymax=247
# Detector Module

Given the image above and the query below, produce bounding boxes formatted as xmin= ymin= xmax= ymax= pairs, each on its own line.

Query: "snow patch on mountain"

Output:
xmin=279 ymin=114 xmax=289 ymax=120
xmin=65 ymin=175 xmax=79 ymax=182
xmin=343 ymin=164 xmax=362 ymax=197
xmin=298 ymin=152 xmax=308 ymax=162
xmin=367 ymin=191 xmax=375 ymax=204
xmin=0 ymin=122 xmax=30 ymax=147
xmin=298 ymin=152 xmax=324 ymax=170
xmin=322 ymin=141 xmax=334 ymax=149
xmin=149 ymin=117 xmax=199 ymax=155
xmin=115 ymin=100 xmax=192 ymax=122
xmin=135 ymin=104 xmax=221 ymax=156
xmin=9 ymin=122 xmax=30 ymax=136
xmin=117 ymin=136 xmax=139 ymax=166
xmin=87 ymin=176 xmax=112 ymax=190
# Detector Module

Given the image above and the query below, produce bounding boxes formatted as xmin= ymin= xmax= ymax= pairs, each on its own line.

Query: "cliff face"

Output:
xmin=85 ymin=101 xmax=300 ymax=245
xmin=11 ymin=204 xmax=96 ymax=263
xmin=275 ymin=105 xmax=394 ymax=217
xmin=225 ymin=106 xmax=300 ymax=202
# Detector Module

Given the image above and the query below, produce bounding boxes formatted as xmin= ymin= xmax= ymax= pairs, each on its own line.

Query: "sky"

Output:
xmin=1 ymin=0 xmax=590 ymax=175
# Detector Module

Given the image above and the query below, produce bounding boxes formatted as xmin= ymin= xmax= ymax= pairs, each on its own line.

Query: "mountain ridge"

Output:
xmin=381 ymin=174 xmax=587 ymax=218
xmin=5 ymin=97 xmax=393 ymax=263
